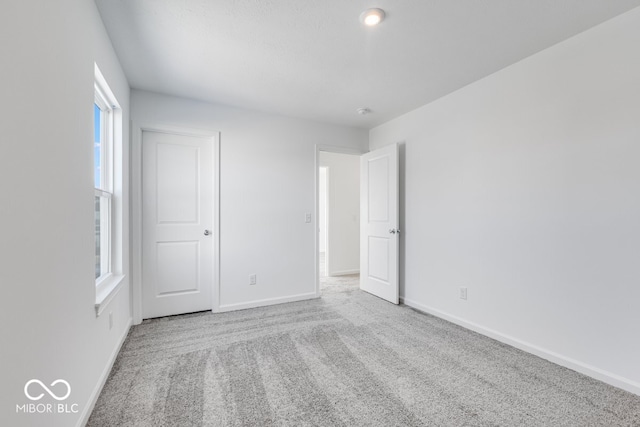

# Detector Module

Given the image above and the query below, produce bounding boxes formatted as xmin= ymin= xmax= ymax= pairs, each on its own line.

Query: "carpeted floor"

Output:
xmin=88 ymin=287 xmax=640 ymax=426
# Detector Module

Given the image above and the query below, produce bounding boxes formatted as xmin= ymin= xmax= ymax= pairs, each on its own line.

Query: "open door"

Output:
xmin=360 ymin=143 xmax=399 ymax=304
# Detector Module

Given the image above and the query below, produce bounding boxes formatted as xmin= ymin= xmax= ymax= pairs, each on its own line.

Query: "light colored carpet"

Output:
xmin=88 ymin=289 xmax=640 ymax=426
xmin=319 ymin=252 xmax=360 ymax=294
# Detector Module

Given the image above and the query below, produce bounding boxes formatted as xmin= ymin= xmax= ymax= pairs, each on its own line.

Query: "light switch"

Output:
xmin=305 ymin=213 xmax=312 ymax=223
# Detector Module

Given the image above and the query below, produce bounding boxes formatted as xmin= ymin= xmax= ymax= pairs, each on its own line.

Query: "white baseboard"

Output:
xmin=217 ymin=292 xmax=318 ymax=312
xmin=401 ymin=297 xmax=640 ymax=397
xmin=77 ymin=317 xmax=132 ymax=427
xmin=327 ymin=269 xmax=359 ymax=276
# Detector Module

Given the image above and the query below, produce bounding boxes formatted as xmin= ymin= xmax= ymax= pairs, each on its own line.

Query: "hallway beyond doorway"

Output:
xmin=319 ymin=252 xmax=359 ymax=294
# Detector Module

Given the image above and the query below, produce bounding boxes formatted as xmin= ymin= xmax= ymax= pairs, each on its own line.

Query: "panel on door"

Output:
xmin=360 ymin=144 xmax=399 ymax=304
xmin=142 ymin=130 xmax=214 ymax=319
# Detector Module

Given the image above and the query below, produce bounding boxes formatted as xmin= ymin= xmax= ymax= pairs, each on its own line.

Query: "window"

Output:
xmin=94 ymin=91 xmax=112 ymax=282
xmin=93 ymin=64 xmax=124 ymax=315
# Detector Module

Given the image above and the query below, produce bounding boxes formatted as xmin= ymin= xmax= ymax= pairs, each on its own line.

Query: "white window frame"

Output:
xmin=95 ymin=88 xmax=113 ymax=283
xmin=94 ymin=64 xmax=125 ymax=316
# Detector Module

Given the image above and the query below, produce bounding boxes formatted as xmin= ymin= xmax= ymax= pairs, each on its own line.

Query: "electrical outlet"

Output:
xmin=249 ymin=274 xmax=257 ymax=285
xmin=305 ymin=213 xmax=312 ymax=223
xmin=460 ymin=287 xmax=468 ymax=300
xmin=109 ymin=312 xmax=113 ymax=330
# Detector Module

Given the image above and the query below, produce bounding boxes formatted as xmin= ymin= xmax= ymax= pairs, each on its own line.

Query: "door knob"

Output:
xmin=389 ymin=229 xmax=396 ymax=234
xmin=204 ymin=230 xmax=211 ymax=236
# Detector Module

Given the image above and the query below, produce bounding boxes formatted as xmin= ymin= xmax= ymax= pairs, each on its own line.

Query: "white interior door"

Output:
xmin=142 ymin=130 xmax=214 ymax=319
xmin=360 ymin=143 xmax=399 ymax=304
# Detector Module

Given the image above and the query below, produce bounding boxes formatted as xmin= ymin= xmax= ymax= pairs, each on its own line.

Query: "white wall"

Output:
xmin=319 ymin=167 xmax=328 ymax=254
xmin=0 ymin=1 xmax=131 ymax=426
xmin=319 ymin=152 xmax=360 ymax=276
xmin=132 ymin=91 xmax=368 ymax=311
xmin=370 ymin=8 xmax=640 ymax=394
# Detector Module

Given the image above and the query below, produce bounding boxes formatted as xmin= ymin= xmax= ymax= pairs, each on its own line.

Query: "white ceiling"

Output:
xmin=95 ymin=0 xmax=640 ymax=129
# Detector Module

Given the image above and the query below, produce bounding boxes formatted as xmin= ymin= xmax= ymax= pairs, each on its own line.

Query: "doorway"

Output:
xmin=315 ymin=143 xmax=400 ymax=304
xmin=318 ymin=151 xmax=360 ymax=294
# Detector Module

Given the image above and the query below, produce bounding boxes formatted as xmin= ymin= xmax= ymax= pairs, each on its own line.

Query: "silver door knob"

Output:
xmin=389 ymin=229 xmax=396 ymax=234
xmin=204 ymin=230 xmax=211 ymax=236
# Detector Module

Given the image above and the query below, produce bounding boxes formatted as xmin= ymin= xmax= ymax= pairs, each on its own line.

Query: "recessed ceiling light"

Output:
xmin=360 ymin=8 xmax=385 ymax=26
xmin=357 ymin=108 xmax=371 ymax=115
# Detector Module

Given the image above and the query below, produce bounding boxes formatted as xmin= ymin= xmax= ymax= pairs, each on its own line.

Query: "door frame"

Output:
xmin=314 ymin=145 xmax=365 ymax=297
xmin=132 ymin=122 xmax=221 ymax=324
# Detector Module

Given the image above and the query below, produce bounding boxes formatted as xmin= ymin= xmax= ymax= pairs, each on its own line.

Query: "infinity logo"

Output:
xmin=24 ymin=379 xmax=71 ymax=401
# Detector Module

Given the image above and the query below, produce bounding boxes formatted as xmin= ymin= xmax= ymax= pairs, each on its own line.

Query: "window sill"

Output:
xmin=95 ymin=274 xmax=125 ymax=317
